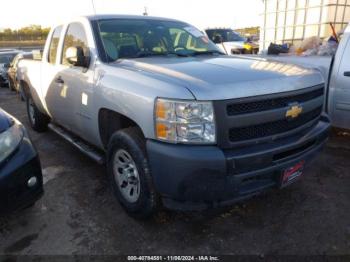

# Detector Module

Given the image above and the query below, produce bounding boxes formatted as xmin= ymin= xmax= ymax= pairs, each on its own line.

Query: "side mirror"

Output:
xmin=65 ymin=46 xmax=89 ymax=68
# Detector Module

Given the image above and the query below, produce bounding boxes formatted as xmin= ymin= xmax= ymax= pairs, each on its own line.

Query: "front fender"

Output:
xmin=95 ymin=64 xmax=195 ymax=139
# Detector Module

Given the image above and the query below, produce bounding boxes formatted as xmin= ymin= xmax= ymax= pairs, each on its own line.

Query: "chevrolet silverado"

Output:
xmin=17 ymin=15 xmax=330 ymax=218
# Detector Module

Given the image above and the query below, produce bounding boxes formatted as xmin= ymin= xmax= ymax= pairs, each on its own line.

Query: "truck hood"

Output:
xmin=116 ymin=56 xmax=324 ymax=100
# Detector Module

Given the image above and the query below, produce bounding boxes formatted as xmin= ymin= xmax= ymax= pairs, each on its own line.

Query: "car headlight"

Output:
xmin=155 ymin=98 xmax=216 ymax=144
xmin=0 ymin=124 xmax=24 ymax=163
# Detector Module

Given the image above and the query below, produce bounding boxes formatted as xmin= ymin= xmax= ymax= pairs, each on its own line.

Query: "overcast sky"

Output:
xmin=1 ymin=0 xmax=263 ymax=30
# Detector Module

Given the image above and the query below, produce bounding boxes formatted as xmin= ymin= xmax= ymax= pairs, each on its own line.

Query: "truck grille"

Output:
xmin=213 ymin=84 xmax=325 ymax=148
xmin=227 ymin=87 xmax=324 ymax=116
xmin=229 ymin=106 xmax=322 ymax=142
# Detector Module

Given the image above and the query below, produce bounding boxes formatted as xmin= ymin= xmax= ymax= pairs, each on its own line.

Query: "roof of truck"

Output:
xmin=85 ymin=14 xmax=183 ymax=23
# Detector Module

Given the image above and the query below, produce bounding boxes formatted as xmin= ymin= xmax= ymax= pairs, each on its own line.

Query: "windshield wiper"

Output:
xmin=135 ymin=51 xmax=189 ymax=58
xmin=135 ymin=51 xmax=168 ymax=58
xmin=190 ymin=50 xmax=225 ymax=56
xmin=134 ymin=50 xmax=223 ymax=58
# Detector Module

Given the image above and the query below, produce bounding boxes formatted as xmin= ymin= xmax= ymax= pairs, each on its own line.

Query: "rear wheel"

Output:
xmin=26 ymin=94 xmax=50 ymax=132
xmin=9 ymin=79 xmax=15 ymax=91
xmin=8 ymin=80 xmax=13 ymax=90
xmin=107 ymin=127 xmax=159 ymax=219
xmin=18 ymin=82 xmax=26 ymax=101
xmin=19 ymin=91 xmax=25 ymax=101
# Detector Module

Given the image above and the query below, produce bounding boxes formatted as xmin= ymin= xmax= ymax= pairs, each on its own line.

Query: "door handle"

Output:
xmin=55 ymin=76 xmax=64 ymax=84
xmin=344 ymin=71 xmax=350 ymax=77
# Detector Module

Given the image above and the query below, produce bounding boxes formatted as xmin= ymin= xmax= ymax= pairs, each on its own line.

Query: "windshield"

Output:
xmin=0 ymin=55 xmax=11 ymax=64
xmin=0 ymin=53 xmax=17 ymax=64
xmin=95 ymin=19 xmax=223 ymax=61
xmin=206 ymin=29 xmax=246 ymax=43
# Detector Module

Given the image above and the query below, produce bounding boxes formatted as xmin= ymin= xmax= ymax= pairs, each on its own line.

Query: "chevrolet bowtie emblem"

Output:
xmin=286 ymin=104 xmax=303 ymax=119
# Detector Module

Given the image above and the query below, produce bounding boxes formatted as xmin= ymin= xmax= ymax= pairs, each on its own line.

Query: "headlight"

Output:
xmin=155 ymin=98 xmax=216 ymax=144
xmin=0 ymin=124 xmax=24 ymax=163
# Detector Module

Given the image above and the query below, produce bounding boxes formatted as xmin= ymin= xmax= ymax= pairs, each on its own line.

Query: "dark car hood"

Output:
xmin=0 ymin=109 xmax=12 ymax=134
xmin=115 ymin=56 xmax=324 ymax=100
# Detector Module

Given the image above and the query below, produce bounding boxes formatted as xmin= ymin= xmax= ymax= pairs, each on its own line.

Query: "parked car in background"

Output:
xmin=7 ymin=52 xmax=33 ymax=100
xmin=0 ymin=108 xmax=43 ymax=214
xmin=0 ymin=50 xmax=21 ymax=87
xmin=205 ymin=28 xmax=259 ymax=54
xmin=18 ymin=15 xmax=329 ymax=218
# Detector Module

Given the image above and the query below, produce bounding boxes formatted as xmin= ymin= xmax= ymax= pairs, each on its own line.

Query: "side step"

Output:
xmin=48 ymin=123 xmax=105 ymax=164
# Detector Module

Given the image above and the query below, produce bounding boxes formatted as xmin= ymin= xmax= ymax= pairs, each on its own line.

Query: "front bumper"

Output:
xmin=0 ymin=129 xmax=43 ymax=214
xmin=147 ymin=116 xmax=330 ymax=211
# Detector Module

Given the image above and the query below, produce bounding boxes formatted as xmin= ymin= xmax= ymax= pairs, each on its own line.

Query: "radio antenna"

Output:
xmin=143 ymin=6 xmax=148 ymax=16
xmin=90 ymin=0 xmax=109 ymax=63
xmin=91 ymin=0 xmax=97 ymax=15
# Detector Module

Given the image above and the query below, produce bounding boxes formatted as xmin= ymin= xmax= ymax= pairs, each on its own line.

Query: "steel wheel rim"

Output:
xmin=28 ymin=98 xmax=35 ymax=125
xmin=113 ymin=149 xmax=140 ymax=203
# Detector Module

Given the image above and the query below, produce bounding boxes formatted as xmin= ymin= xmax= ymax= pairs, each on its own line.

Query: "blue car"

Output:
xmin=0 ymin=108 xmax=43 ymax=213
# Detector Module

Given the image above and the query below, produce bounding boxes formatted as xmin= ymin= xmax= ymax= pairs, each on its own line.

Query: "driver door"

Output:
xmin=56 ymin=22 xmax=95 ymax=142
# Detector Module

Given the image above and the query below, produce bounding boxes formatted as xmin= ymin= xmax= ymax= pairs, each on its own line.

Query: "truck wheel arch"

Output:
xmin=20 ymin=80 xmax=47 ymax=116
xmin=98 ymin=108 xmax=145 ymax=149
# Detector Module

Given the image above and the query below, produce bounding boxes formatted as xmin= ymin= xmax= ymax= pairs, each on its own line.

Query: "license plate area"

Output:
xmin=280 ymin=160 xmax=305 ymax=188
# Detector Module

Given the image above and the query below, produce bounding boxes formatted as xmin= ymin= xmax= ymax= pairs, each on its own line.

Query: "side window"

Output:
xmin=61 ymin=23 xmax=89 ymax=66
xmin=48 ymin=26 xmax=63 ymax=64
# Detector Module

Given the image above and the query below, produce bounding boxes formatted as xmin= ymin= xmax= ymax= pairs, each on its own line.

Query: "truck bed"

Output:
xmin=17 ymin=58 xmax=42 ymax=91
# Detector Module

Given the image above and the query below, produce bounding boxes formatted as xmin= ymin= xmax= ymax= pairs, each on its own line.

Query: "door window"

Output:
xmin=48 ymin=26 xmax=63 ymax=64
xmin=61 ymin=23 xmax=89 ymax=66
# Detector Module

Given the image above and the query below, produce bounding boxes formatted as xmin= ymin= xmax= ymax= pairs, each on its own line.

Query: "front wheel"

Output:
xmin=26 ymin=94 xmax=50 ymax=132
xmin=107 ymin=127 xmax=159 ymax=219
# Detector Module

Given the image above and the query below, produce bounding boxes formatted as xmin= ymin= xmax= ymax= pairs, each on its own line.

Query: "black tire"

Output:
xmin=9 ymin=79 xmax=15 ymax=91
xmin=26 ymin=94 xmax=50 ymax=132
xmin=107 ymin=127 xmax=159 ymax=219
xmin=20 ymin=91 xmax=25 ymax=101
xmin=19 ymin=83 xmax=26 ymax=101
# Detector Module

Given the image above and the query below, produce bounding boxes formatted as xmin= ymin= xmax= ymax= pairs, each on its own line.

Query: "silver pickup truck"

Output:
xmin=18 ymin=15 xmax=330 ymax=218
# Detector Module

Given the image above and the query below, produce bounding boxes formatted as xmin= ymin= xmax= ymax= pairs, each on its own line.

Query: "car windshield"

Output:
xmin=96 ymin=19 xmax=224 ymax=61
xmin=206 ymin=29 xmax=246 ymax=43
xmin=0 ymin=55 xmax=11 ymax=64
xmin=0 ymin=53 xmax=17 ymax=64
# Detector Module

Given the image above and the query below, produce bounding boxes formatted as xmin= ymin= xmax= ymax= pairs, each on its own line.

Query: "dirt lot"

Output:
xmin=0 ymin=87 xmax=350 ymax=256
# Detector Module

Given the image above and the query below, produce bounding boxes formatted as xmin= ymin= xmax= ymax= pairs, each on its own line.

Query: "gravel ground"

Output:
xmin=0 ymin=87 xmax=350 ymax=256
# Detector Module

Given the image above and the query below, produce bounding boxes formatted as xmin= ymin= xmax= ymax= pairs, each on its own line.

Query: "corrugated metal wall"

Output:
xmin=260 ymin=0 xmax=350 ymax=50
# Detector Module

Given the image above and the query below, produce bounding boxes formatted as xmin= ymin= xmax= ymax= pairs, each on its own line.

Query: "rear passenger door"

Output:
xmin=42 ymin=25 xmax=67 ymax=124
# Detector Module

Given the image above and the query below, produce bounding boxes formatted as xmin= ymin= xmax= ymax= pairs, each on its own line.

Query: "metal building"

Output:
xmin=260 ymin=0 xmax=350 ymax=50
